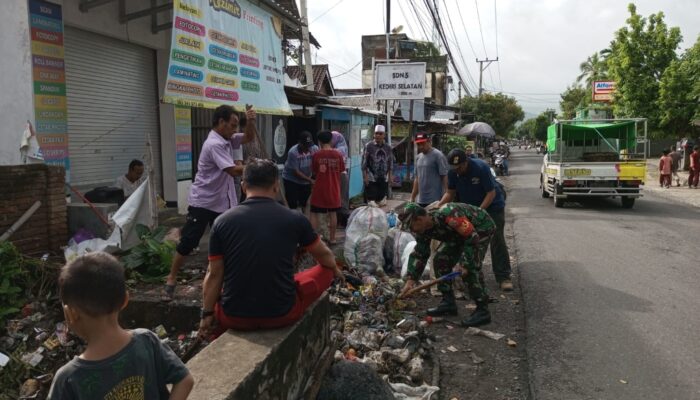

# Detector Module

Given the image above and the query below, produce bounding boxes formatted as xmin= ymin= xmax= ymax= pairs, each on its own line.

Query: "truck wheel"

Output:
xmin=621 ymin=197 xmax=635 ymax=209
xmin=554 ymin=194 xmax=565 ymax=208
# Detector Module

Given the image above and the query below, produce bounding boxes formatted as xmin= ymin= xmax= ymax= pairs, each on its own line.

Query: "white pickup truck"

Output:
xmin=540 ymin=119 xmax=647 ymax=209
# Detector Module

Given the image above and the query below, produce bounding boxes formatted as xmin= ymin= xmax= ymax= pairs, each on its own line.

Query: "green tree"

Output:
xmin=606 ymin=3 xmax=682 ymax=136
xmin=559 ymin=85 xmax=589 ymax=119
xmin=517 ymin=114 xmax=549 ymax=142
xmin=455 ymin=93 xmax=525 ymax=136
xmin=415 ymin=41 xmax=441 ymax=57
xmin=576 ymin=52 xmax=608 ymax=89
xmin=658 ymin=35 xmax=700 ymax=136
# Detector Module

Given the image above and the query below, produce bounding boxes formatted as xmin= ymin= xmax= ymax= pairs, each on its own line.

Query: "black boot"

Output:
xmin=427 ymin=292 xmax=458 ymax=316
xmin=460 ymin=301 xmax=491 ymax=327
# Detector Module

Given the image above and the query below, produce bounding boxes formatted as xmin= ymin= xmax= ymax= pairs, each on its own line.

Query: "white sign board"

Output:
xmin=374 ymin=62 xmax=427 ymax=100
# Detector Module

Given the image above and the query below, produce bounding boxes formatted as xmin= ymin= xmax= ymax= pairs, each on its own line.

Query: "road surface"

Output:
xmin=509 ymin=149 xmax=700 ymax=399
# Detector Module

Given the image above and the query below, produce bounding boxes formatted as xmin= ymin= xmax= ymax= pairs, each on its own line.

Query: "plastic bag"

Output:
xmin=392 ymin=229 xmax=415 ymax=269
xmin=344 ymin=203 xmax=388 ymax=274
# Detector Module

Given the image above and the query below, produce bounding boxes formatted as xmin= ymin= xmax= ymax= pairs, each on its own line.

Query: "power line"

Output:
xmin=494 ymin=0 xmax=503 ymax=90
xmin=440 ymin=0 xmax=478 ymax=91
xmin=473 ymin=0 xmax=496 ymax=89
xmin=310 ymin=0 xmax=346 ymax=24
xmin=396 ymin=0 xmax=416 ymax=38
xmin=455 ymin=0 xmax=479 ymax=60
xmin=331 ymin=59 xmax=363 ymax=79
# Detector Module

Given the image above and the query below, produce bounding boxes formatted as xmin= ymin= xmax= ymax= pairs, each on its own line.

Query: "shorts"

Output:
xmin=176 ymin=206 xmax=221 ymax=256
xmin=310 ymin=205 xmax=341 ymax=213
xmin=283 ymin=179 xmax=312 ymax=209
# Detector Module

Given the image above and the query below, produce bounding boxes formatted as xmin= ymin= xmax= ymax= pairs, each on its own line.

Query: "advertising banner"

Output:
xmin=163 ymin=0 xmax=291 ymax=115
xmin=29 ymin=0 xmax=70 ymax=176
xmin=174 ymin=106 xmax=193 ymax=180
xmin=374 ymin=62 xmax=427 ymax=100
xmin=592 ymin=81 xmax=616 ymax=102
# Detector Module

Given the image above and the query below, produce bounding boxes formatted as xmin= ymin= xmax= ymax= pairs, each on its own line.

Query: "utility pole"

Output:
xmin=476 ymin=57 xmax=499 ymax=97
xmin=458 ymin=81 xmax=463 ymax=122
xmin=300 ymin=0 xmax=314 ymax=90
xmin=385 ymin=0 xmax=392 ymax=197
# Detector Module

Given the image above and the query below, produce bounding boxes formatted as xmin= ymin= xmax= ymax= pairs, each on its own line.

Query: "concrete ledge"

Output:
xmin=187 ymin=293 xmax=331 ymax=400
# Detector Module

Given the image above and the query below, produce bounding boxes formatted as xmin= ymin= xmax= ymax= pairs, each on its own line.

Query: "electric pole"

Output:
xmin=300 ymin=0 xmax=313 ymax=90
xmin=476 ymin=57 xmax=499 ymax=97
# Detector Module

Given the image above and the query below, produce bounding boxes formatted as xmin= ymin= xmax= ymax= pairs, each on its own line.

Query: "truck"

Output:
xmin=540 ymin=119 xmax=647 ymax=209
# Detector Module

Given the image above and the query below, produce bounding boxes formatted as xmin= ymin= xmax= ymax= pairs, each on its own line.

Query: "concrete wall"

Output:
xmin=0 ymin=165 xmax=67 ymax=255
xmin=0 ymin=1 xmax=34 ymax=166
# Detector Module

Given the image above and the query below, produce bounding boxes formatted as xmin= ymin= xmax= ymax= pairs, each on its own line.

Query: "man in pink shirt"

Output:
xmin=164 ymin=105 xmax=257 ymax=300
xmin=659 ymin=149 xmax=672 ymax=188
xmin=689 ymin=145 xmax=699 ymax=189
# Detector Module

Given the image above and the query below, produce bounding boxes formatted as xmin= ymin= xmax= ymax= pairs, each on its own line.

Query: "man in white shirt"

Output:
xmin=114 ymin=159 xmax=146 ymax=198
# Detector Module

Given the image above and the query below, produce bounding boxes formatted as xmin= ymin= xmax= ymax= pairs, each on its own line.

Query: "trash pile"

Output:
xmin=327 ymin=271 xmax=440 ymax=399
xmin=0 ymin=302 xmax=203 ymax=399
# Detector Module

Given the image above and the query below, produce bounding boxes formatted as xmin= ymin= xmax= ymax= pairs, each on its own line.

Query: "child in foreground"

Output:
xmin=48 ymin=252 xmax=194 ymax=399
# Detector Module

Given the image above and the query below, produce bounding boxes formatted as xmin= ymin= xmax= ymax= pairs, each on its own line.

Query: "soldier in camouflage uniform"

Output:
xmin=398 ymin=202 xmax=496 ymax=327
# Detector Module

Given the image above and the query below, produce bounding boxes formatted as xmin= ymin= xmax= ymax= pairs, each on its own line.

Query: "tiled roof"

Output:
xmin=285 ymin=64 xmax=334 ymax=95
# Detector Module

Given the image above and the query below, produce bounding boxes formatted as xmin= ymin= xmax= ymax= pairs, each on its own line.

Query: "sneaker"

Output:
xmin=500 ymin=279 xmax=514 ymax=291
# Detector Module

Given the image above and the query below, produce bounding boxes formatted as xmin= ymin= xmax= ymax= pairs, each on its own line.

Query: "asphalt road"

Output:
xmin=508 ymin=148 xmax=700 ymax=400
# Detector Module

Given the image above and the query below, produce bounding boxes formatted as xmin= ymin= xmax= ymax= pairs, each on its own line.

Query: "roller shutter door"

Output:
xmin=64 ymin=27 xmax=162 ymax=192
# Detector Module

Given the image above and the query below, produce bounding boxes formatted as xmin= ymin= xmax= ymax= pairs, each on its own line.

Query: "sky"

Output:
xmin=302 ymin=0 xmax=700 ymax=116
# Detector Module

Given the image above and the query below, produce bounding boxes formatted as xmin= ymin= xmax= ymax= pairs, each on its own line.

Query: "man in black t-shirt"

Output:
xmin=198 ymin=159 xmax=344 ymax=335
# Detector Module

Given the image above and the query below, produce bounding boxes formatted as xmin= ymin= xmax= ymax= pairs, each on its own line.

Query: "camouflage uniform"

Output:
xmin=406 ymin=203 xmax=496 ymax=302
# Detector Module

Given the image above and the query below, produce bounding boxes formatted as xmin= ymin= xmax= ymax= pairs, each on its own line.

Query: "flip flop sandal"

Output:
xmin=161 ymin=284 xmax=176 ymax=302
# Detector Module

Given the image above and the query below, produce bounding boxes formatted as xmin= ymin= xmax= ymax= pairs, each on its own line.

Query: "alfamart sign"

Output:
xmin=374 ymin=62 xmax=427 ymax=100
xmin=592 ymin=80 xmax=616 ymax=102
xmin=163 ymin=0 xmax=291 ymax=114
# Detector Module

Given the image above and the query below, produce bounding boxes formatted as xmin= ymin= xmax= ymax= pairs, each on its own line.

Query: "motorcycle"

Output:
xmin=494 ymin=154 xmax=506 ymax=176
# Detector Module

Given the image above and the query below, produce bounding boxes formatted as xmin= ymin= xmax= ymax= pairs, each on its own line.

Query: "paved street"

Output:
xmin=508 ymin=149 xmax=700 ymax=399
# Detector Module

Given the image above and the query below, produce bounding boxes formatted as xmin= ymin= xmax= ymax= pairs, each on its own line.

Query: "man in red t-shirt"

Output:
xmin=310 ymin=131 xmax=346 ymax=243
xmin=689 ymin=145 xmax=700 ymax=189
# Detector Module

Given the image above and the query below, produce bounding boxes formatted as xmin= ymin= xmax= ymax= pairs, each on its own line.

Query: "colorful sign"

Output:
xmin=592 ymin=80 xmax=616 ymax=102
xmin=163 ymin=0 xmax=291 ymax=115
xmin=175 ymin=106 xmax=193 ymax=180
xmin=29 ymin=0 xmax=69 ymax=176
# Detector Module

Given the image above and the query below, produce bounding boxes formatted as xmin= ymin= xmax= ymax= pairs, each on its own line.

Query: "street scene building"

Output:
xmin=1 ymin=0 xmax=699 ymax=399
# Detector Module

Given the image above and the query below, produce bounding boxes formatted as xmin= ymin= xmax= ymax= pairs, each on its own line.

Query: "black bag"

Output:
xmin=84 ymin=186 xmax=125 ymax=205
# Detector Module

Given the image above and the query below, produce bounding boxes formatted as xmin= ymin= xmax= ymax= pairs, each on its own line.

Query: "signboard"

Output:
xmin=592 ymin=80 xmax=615 ymax=103
xmin=29 ymin=0 xmax=69 ymax=177
xmin=374 ymin=62 xmax=427 ymax=100
xmin=163 ymin=0 xmax=291 ymax=115
xmin=174 ymin=106 xmax=192 ymax=180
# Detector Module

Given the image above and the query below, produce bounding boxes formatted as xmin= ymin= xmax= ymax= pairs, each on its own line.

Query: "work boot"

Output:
xmin=460 ymin=301 xmax=491 ymax=327
xmin=499 ymin=279 xmax=514 ymax=292
xmin=426 ymin=292 xmax=458 ymax=316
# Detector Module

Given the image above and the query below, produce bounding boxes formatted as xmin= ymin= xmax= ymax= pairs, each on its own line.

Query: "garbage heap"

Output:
xmin=326 ymin=273 xmax=440 ymax=399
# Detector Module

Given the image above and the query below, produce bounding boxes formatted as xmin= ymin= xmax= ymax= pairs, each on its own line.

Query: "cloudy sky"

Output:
xmin=303 ymin=0 xmax=700 ymax=116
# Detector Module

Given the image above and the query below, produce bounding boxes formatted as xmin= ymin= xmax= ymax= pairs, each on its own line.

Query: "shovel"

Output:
xmin=399 ymin=271 xmax=462 ymax=299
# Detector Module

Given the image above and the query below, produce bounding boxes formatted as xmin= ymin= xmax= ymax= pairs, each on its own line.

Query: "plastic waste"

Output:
xmin=344 ymin=203 xmax=388 ymax=274
xmin=389 ymin=382 xmax=440 ymax=400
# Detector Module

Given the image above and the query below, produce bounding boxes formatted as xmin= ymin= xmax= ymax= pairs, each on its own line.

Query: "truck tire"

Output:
xmin=621 ymin=197 xmax=635 ymax=209
xmin=554 ymin=195 xmax=565 ymax=208
xmin=540 ymin=175 xmax=550 ymax=198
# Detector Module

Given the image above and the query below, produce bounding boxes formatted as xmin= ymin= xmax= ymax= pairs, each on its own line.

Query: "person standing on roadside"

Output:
xmin=282 ymin=131 xmax=319 ymax=215
xmin=669 ymin=146 xmax=683 ymax=187
xmin=659 ymin=149 xmax=672 ymax=188
xmin=689 ymin=145 xmax=700 ymax=189
xmin=362 ymin=124 xmax=393 ymax=203
xmin=310 ymin=131 xmax=345 ymax=244
xmin=164 ymin=105 xmax=257 ymax=301
xmin=411 ymin=133 xmax=449 ymax=207
xmin=439 ymin=149 xmax=513 ymax=291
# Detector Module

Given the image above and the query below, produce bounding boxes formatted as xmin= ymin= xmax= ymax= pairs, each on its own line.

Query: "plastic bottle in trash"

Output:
xmin=387 ymin=210 xmax=397 ymax=228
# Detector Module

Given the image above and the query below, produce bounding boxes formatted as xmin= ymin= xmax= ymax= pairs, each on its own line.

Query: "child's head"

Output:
xmin=59 ymin=252 xmax=128 ymax=336
xmin=662 ymin=149 xmax=670 ymax=156
xmin=317 ymin=130 xmax=332 ymax=145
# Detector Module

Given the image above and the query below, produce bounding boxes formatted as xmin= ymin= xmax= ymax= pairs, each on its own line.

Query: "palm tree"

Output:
xmin=576 ymin=52 xmax=608 ymax=89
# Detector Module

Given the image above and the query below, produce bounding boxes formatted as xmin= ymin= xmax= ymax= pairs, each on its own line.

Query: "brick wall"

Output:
xmin=0 ymin=164 xmax=67 ymax=255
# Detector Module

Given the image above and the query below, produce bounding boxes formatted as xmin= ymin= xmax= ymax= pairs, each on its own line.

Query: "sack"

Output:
xmin=344 ymin=203 xmax=388 ymax=274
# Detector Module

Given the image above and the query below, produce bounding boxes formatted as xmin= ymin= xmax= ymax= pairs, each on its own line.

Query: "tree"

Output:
xmin=455 ymin=93 xmax=525 ymax=136
xmin=559 ymin=85 xmax=589 ymax=119
xmin=576 ymin=52 xmax=608 ymax=89
xmin=606 ymin=3 xmax=682 ymax=136
xmin=415 ymin=41 xmax=441 ymax=57
xmin=658 ymin=35 xmax=700 ymax=137
xmin=517 ymin=114 xmax=549 ymax=142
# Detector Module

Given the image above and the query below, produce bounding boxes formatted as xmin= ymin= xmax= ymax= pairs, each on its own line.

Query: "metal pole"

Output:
xmin=409 ymin=99 xmax=414 ymax=180
xmin=300 ymin=0 xmax=314 ymax=90
xmin=385 ymin=0 xmax=392 ymax=197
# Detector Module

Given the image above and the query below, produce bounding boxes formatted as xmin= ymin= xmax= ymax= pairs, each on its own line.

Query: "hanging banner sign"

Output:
xmin=29 ymin=0 xmax=70 ymax=177
xmin=374 ymin=62 xmax=427 ymax=100
xmin=163 ymin=0 xmax=291 ymax=115
xmin=174 ymin=106 xmax=193 ymax=180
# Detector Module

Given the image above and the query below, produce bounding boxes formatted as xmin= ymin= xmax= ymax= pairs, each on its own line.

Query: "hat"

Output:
xmin=414 ymin=133 xmax=430 ymax=144
xmin=397 ymin=202 xmax=426 ymax=231
xmin=447 ymin=149 xmax=467 ymax=166
xmin=374 ymin=125 xmax=386 ymax=133
xmin=299 ymin=131 xmax=313 ymax=145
